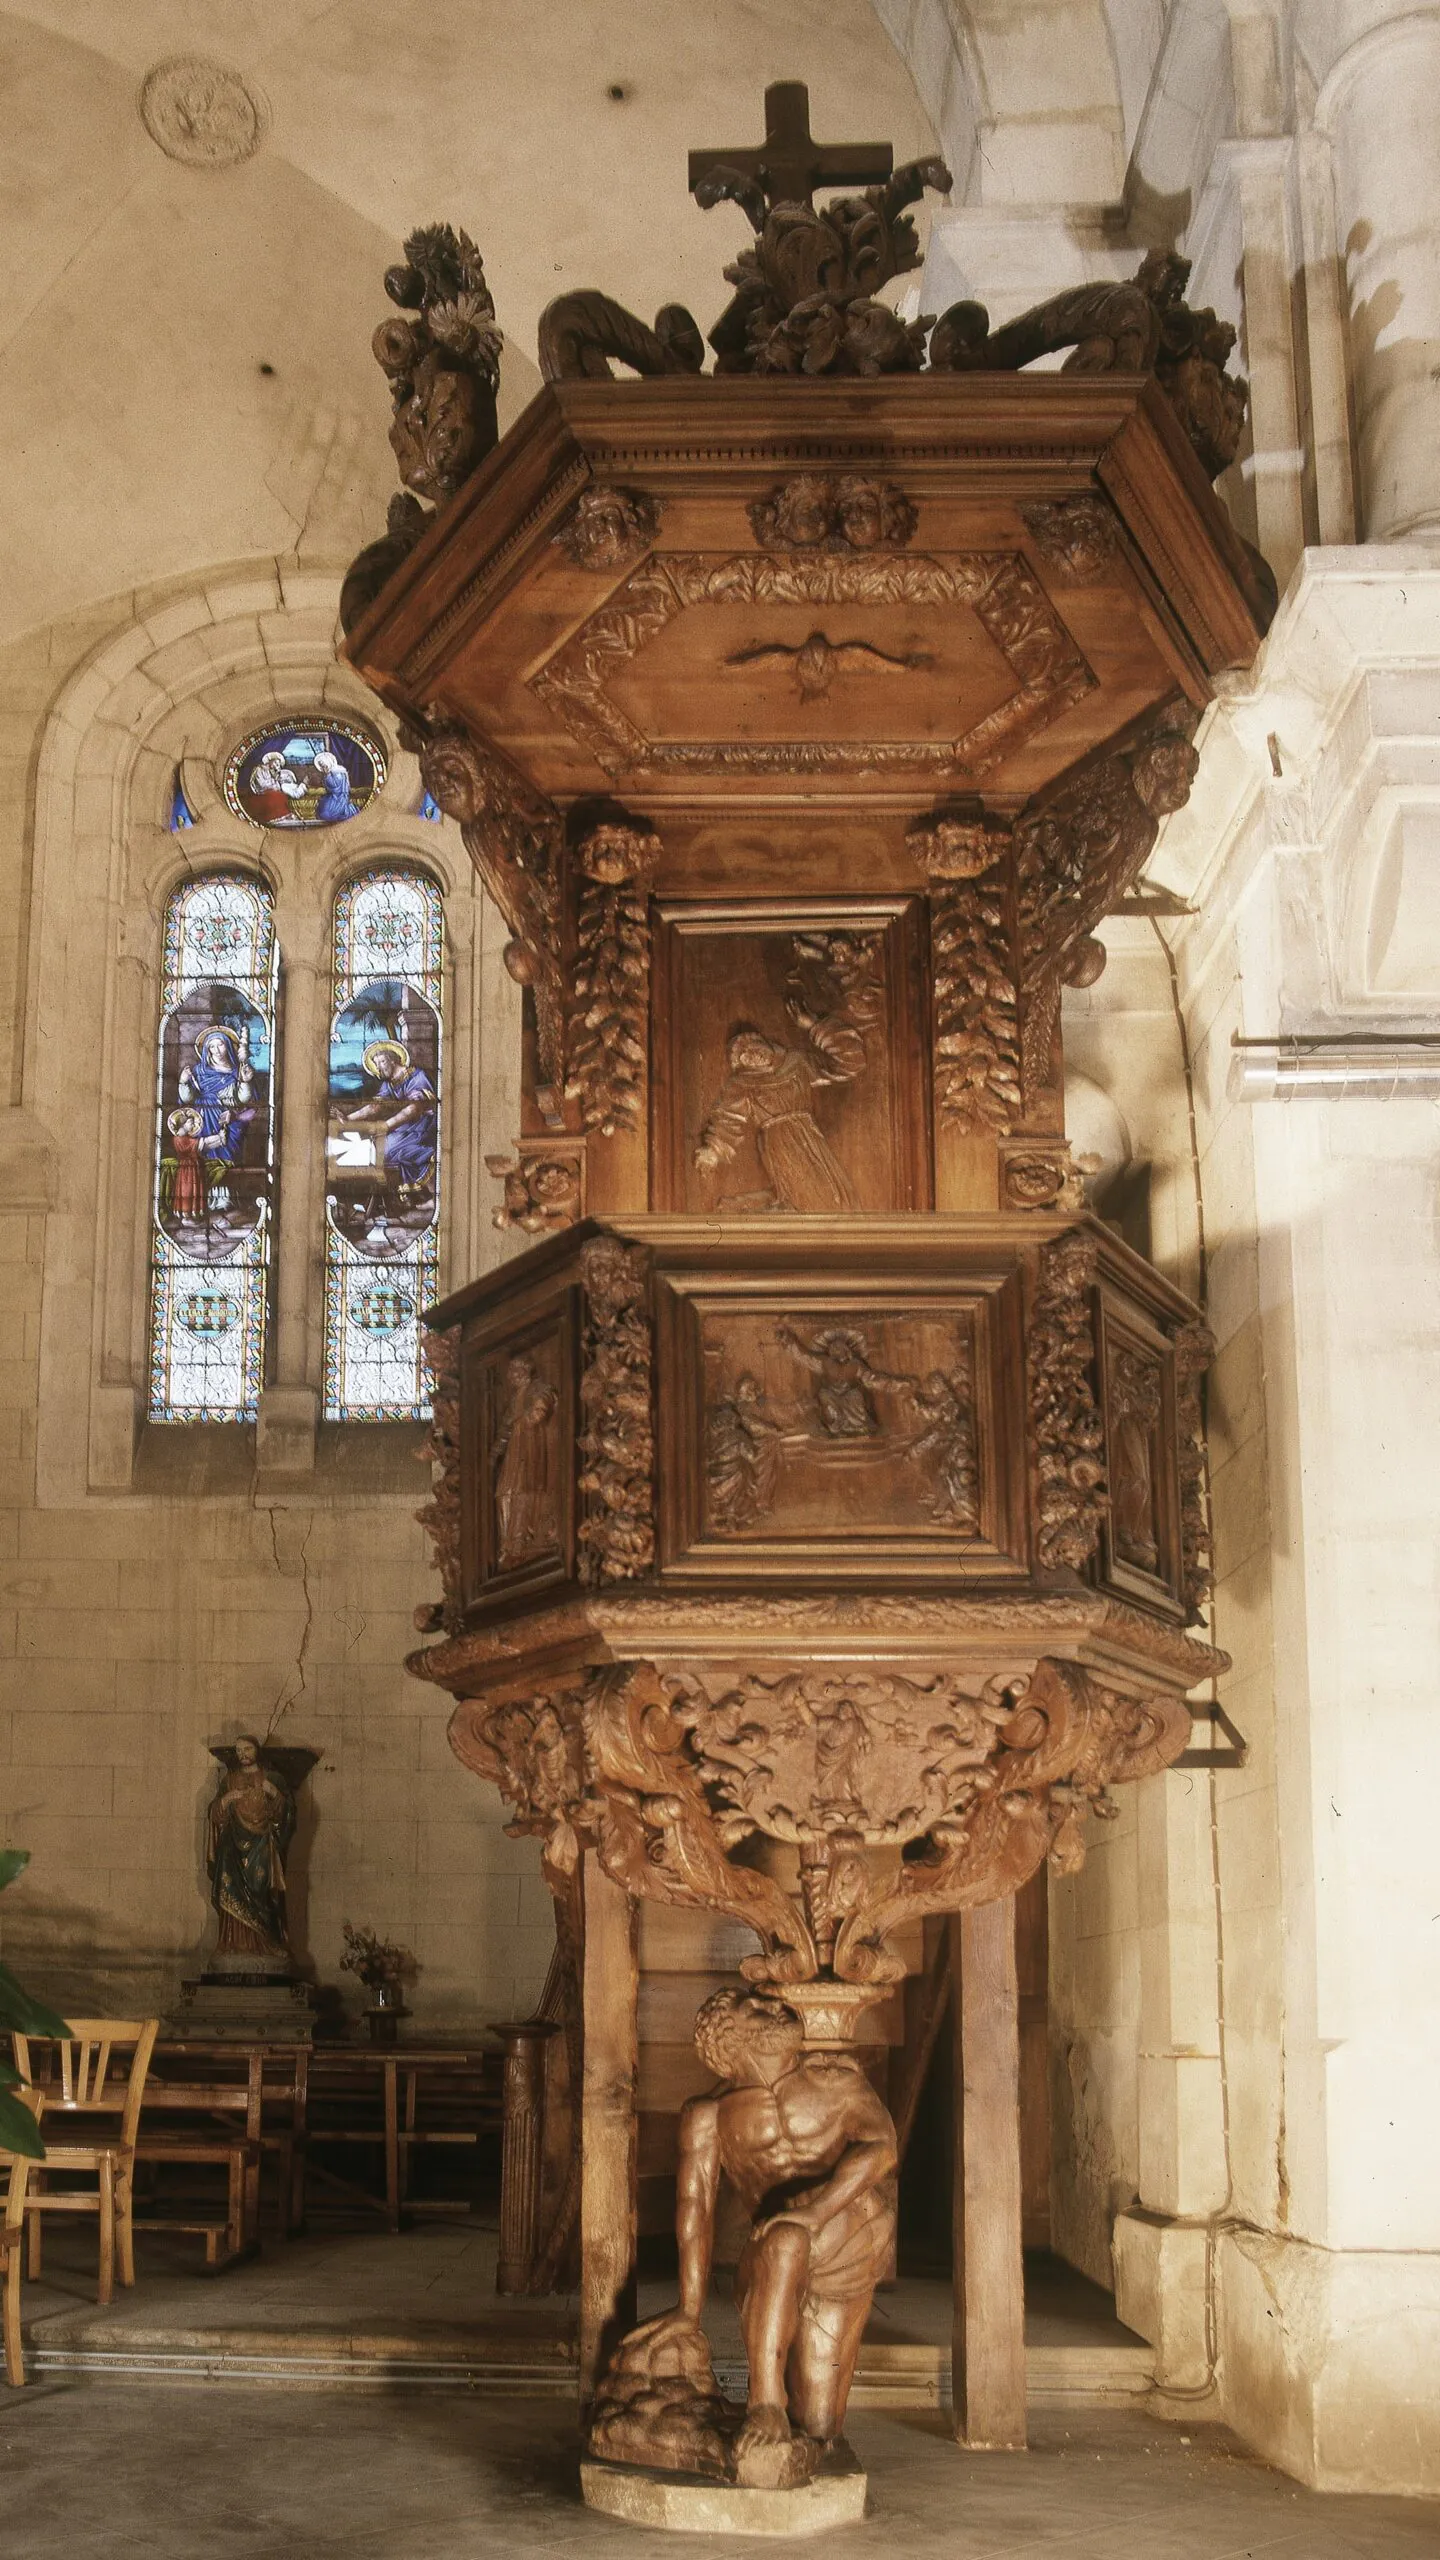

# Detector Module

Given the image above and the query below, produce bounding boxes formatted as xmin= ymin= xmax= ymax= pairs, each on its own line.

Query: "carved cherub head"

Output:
xmin=695 ymin=1986 xmax=805 ymax=2085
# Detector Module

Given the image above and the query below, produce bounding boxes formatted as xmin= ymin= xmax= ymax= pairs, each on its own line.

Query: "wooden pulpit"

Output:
xmin=342 ymin=100 xmax=1267 ymax=2482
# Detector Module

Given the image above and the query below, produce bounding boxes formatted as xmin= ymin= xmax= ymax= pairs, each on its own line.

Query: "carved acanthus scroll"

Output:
xmin=409 ymin=722 xmax=567 ymax=1122
xmin=564 ymin=819 xmax=661 ymax=1137
xmin=585 ymin=1664 xmax=818 ymax=1980
xmin=577 ymin=1238 xmax=655 ymax=1582
xmin=1029 ymin=1231 xmax=1108 ymax=1573
xmin=829 ymin=1657 xmax=1189 ymax=1980
xmin=1016 ymin=700 xmax=1200 ymax=1108
xmin=929 ymin=249 xmax=1249 ymax=481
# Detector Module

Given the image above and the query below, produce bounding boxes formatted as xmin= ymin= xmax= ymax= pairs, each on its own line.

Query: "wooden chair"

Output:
xmin=1 ymin=2088 xmax=43 ymax=2385
xmin=11 ymin=2020 xmax=159 ymax=2306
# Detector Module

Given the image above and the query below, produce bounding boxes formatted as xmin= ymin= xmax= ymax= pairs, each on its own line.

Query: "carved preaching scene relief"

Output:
xmin=655 ymin=900 xmax=928 ymax=1213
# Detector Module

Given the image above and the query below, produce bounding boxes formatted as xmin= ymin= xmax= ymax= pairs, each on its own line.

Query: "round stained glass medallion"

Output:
xmin=224 ymin=720 xmax=386 ymax=829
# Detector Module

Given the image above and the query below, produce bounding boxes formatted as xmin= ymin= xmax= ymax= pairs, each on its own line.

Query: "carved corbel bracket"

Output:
xmin=406 ymin=719 xmax=568 ymax=1124
xmin=1016 ymin=700 xmax=1200 ymax=1109
xmin=564 ymin=817 xmax=662 ymax=1137
xmin=1028 ymin=1229 xmax=1108 ymax=1573
xmin=486 ymin=1140 xmax=586 ymax=1235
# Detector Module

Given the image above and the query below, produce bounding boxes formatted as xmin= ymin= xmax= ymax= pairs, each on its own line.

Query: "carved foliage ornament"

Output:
xmin=486 ymin=1146 xmax=584 ymax=1235
xmin=1028 ymin=1231 xmax=1108 ymax=1574
xmin=140 ymin=57 xmax=266 ymax=167
xmin=929 ymin=249 xmax=1249 ymax=481
xmin=577 ymin=1239 xmax=655 ymax=1582
xmin=748 ymin=474 xmax=916 ymax=552
xmin=565 ymin=820 xmax=661 ymax=1137
xmin=448 ymin=1653 xmax=1190 ymax=1994
xmin=927 ymin=857 xmax=1022 ymax=1136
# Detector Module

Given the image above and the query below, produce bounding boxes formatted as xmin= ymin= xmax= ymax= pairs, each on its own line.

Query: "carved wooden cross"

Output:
xmin=688 ymin=81 xmax=892 ymax=210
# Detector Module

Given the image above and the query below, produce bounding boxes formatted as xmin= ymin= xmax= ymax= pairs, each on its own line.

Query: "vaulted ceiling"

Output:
xmin=0 ymin=1 xmax=1184 ymax=645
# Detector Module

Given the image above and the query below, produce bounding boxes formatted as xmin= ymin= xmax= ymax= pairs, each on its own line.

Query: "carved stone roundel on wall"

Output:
xmin=140 ymin=58 xmax=268 ymax=169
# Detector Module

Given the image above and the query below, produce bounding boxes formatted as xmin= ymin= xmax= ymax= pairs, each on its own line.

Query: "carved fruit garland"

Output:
xmin=576 ymin=1238 xmax=655 ymax=1582
xmin=564 ymin=820 xmax=660 ymax=1137
xmin=1028 ymin=1231 xmax=1108 ymax=1572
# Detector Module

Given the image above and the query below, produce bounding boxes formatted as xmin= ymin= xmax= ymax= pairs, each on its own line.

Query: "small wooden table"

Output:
xmin=304 ymin=2047 xmax=500 ymax=2232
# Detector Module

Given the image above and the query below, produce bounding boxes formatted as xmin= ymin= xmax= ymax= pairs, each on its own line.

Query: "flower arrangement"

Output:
xmin=339 ymin=1922 xmax=417 ymax=1995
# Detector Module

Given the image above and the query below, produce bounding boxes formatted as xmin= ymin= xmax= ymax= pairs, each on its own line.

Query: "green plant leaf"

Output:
xmin=0 ymin=2089 xmax=45 ymax=2158
xmin=0 ymin=1847 xmax=30 ymax=1894
xmin=0 ymin=1958 xmax=70 ymax=2040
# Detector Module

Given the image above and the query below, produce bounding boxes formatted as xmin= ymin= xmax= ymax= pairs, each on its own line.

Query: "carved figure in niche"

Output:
xmin=705 ymin=1373 xmax=783 ymax=1531
xmin=695 ymin=1027 xmax=856 ymax=1212
xmin=775 ymin=1322 xmax=915 ymax=1439
xmin=206 ymin=1739 xmax=298 ymax=1966
xmin=588 ymin=1987 xmax=897 ymax=2485
xmin=907 ymin=1367 xmax=980 ymax=1531
xmin=813 ymin=1699 xmax=867 ymax=1815
xmin=1110 ymin=1348 xmax=1163 ymax=1573
xmin=493 ymin=1351 xmax=559 ymax=1566
xmin=694 ymin=930 xmax=881 ymax=1212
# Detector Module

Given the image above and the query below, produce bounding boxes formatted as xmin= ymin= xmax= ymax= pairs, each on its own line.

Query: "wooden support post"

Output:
xmin=950 ymin=1898 xmax=1027 ymax=2450
xmin=579 ymin=1852 xmax=639 ymax=2404
xmin=495 ymin=2018 xmax=560 ymax=2294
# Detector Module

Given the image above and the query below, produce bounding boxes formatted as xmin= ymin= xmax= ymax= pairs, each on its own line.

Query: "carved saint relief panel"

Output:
xmin=1095 ymin=1293 xmax=1183 ymax=1616
xmin=657 ymin=1264 xmax=1029 ymax=1580
xmin=459 ymin=1299 xmax=575 ymax=1609
xmin=653 ymin=899 xmax=929 ymax=1214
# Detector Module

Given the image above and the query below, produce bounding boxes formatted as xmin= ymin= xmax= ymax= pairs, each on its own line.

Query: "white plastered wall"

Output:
xmin=0 ymin=562 xmax=543 ymax=2032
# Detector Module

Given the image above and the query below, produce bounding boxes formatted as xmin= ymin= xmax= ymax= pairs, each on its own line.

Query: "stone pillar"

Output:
xmin=1316 ymin=6 xmax=1440 ymax=538
xmin=257 ymin=947 xmax=323 ymax=1478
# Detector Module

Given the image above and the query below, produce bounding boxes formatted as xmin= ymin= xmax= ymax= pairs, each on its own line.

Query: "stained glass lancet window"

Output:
xmin=149 ymin=873 xmax=278 ymax=1421
xmin=324 ymin=869 xmax=443 ymax=1420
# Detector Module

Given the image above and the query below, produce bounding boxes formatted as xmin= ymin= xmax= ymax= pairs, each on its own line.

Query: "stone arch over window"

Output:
xmin=23 ymin=566 xmax=519 ymax=1503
